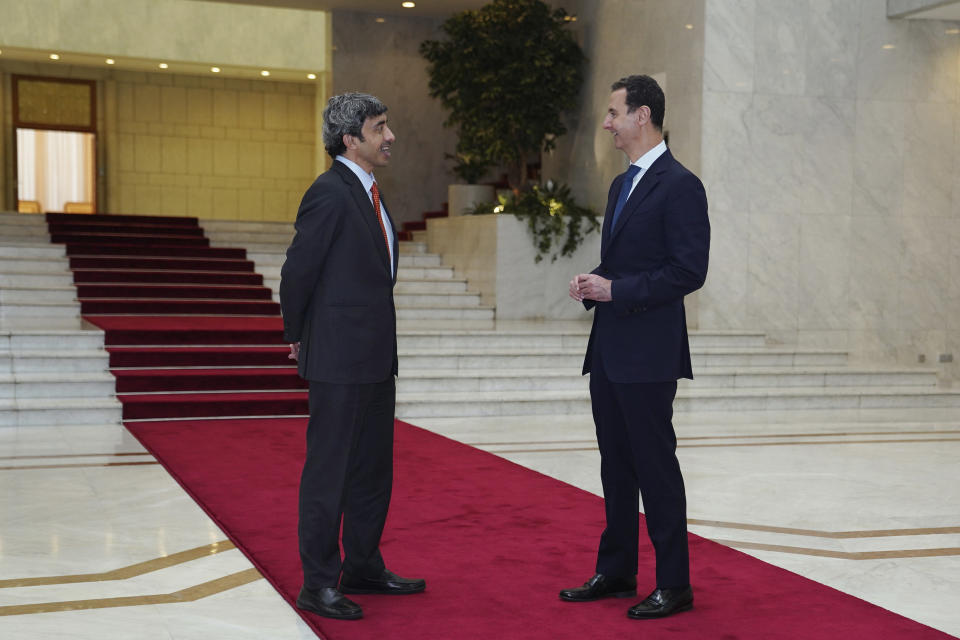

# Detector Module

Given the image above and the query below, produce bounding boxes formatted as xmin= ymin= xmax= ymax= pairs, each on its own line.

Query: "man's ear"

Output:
xmin=634 ymin=105 xmax=651 ymax=126
xmin=343 ymin=133 xmax=356 ymax=150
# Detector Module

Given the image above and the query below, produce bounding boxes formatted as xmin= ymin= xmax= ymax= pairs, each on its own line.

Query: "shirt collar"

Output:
xmin=631 ymin=139 xmax=668 ymax=173
xmin=336 ymin=155 xmax=376 ymax=193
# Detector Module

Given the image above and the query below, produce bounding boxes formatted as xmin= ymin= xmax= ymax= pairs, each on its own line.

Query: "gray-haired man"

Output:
xmin=280 ymin=92 xmax=425 ymax=620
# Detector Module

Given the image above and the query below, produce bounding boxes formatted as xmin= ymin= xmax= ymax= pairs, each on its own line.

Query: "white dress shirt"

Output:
xmin=625 ymin=139 xmax=668 ymax=199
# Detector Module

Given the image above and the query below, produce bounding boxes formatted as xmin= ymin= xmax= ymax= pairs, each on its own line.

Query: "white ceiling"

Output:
xmin=193 ymin=0 xmax=491 ymax=18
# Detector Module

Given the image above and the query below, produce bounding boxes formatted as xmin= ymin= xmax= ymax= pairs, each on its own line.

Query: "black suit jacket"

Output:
xmin=280 ymin=160 xmax=399 ymax=384
xmin=583 ymin=149 xmax=710 ymax=383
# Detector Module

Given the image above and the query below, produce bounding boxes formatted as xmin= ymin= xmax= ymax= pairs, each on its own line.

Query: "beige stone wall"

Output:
xmin=331 ymin=11 xmax=457 ymax=226
xmin=108 ymin=71 xmax=317 ymax=221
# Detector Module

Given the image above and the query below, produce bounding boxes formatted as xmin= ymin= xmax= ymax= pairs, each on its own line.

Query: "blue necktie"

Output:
xmin=610 ymin=164 xmax=641 ymax=231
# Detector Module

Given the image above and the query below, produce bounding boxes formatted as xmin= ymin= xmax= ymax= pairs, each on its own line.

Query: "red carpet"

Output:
xmin=127 ymin=417 xmax=953 ymax=640
xmin=48 ymin=213 xmax=300 ymax=421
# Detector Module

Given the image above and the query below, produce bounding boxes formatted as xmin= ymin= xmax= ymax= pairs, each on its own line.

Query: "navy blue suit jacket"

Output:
xmin=280 ymin=161 xmax=399 ymax=384
xmin=583 ymin=149 xmax=710 ymax=383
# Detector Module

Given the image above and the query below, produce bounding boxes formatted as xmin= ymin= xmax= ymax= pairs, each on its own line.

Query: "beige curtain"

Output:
xmin=17 ymin=128 xmax=95 ymax=212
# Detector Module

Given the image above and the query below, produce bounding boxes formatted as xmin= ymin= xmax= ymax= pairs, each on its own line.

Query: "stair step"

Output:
xmin=112 ymin=367 xmax=302 ymax=392
xmin=0 ymin=397 xmax=122 ymax=426
xmin=108 ymin=346 xmax=290 ymax=367
xmin=75 ymin=283 xmax=273 ymax=300
xmin=71 ymin=269 xmax=263 ymax=285
xmin=394 ymin=386 xmax=960 ymax=419
xmin=0 ymin=245 xmax=66 ymax=259
xmin=0 ymin=372 xmax=117 ymax=399
xmin=69 ymin=255 xmax=255 ymax=271
xmin=0 ymin=330 xmax=105 ymax=351
xmin=79 ymin=298 xmax=280 ymax=315
xmin=1 ymin=349 xmax=111 ymax=373
xmin=118 ymin=390 xmax=307 ymax=420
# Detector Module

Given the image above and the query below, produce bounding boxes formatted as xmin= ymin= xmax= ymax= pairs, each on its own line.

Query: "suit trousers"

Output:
xmin=299 ymin=376 xmax=395 ymax=589
xmin=589 ymin=355 xmax=690 ymax=589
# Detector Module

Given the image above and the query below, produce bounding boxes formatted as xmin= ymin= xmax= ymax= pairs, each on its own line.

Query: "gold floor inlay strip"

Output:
xmin=715 ymin=539 xmax=960 ymax=560
xmin=0 ymin=568 xmax=262 ymax=616
xmin=472 ymin=430 xmax=960 ymax=447
xmin=0 ymin=541 xmax=236 ymax=588
xmin=485 ymin=437 xmax=960 ymax=454
xmin=688 ymin=519 xmax=960 ymax=539
xmin=0 ymin=461 xmax=160 ymax=471
xmin=0 ymin=452 xmax=148 ymax=461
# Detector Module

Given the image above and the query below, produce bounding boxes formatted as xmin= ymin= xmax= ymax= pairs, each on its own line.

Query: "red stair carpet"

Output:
xmin=127 ymin=417 xmax=952 ymax=640
xmin=46 ymin=213 xmax=305 ymax=421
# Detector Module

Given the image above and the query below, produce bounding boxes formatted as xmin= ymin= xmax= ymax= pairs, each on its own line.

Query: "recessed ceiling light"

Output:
xmin=307 ymin=73 xmax=317 ymax=80
xmin=402 ymin=2 xmax=415 ymax=7
xmin=563 ymin=15 xmax=577 ymax=21
xmin=260 ymin=70 xmax=270 ymax=77
xmin=947 ymin=28 xmax=960 ymax=35
xmin=685 ymin=24 xmax=693 ymax=29
xmin=211 ymin=66 xmax=221 ymax=73
xmin=882 ymin=44 xmax=895 ymax=50
xmin=49 ymin=53 xmax=60 ymax=60
xmin=375 ymin=17 xmax=386 ymax=23
xmin=159 ymin=62 xmax=169 ymax=69
xmin=106 ymin=58 xmax=115 ymax=65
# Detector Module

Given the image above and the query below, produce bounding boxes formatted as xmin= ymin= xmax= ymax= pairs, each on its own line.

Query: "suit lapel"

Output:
xmin=333 ymin=162 xmax=393 ymax=277
xmin=603 ymin=150 xmax=672 ymax=256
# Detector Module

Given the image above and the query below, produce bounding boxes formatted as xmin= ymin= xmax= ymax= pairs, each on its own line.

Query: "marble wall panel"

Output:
xmin=747 ymin=95 xmax=855 ymax=216
xmin=704 ymin=0 xmax=755 ymax=93
xmin=852 ymin=100 xmax=906 ymax=217
xmin=700 ymin=90 xmax=752 ymax=213
xmin=805 ymin=0 xmax=861 ymax=98
xmin=754 ymin=0 xmax=807 ymax=96
xmin=898 ymin=216 xmax=950 ymax=332
xmin=798 ymin=215 xmax=851 ymax=330
xmin=698 ymin=212 xmax=750 ymax=329
xmin=856 ymin=0 xmax=912 ymax=101
xmin=908 ymin=20 xmax=960 ymax=104
xmin=903 ymin=102 xmax=955 ymax=218
xmin=848 ymin=217 xmax=901 ymax=329
xmin=746 ymin=213 xmax=800 ymax=331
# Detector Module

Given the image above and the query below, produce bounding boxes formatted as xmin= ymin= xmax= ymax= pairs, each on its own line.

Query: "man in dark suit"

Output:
xmin=280 ymin=92 xmax=425 ymax=621
xmin=561 ymin=75 xmax=710 ymax=620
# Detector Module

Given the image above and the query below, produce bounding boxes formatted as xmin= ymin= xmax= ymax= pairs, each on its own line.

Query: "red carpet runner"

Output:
xmin=46 ymin=213 xmax=306 ymax=420
xmin=127 ymin=417 xmax=952 ymax=640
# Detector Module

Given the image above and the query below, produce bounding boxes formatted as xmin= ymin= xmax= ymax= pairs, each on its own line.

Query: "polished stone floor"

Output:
xmin=1 ymin=408 xmax=958 ymax=638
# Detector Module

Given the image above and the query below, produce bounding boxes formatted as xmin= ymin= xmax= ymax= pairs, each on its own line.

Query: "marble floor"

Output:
xmin=1 ymin=409 xmax=958 ymax=638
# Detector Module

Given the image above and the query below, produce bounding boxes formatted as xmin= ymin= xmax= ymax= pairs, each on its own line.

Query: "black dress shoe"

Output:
xmin=559 ymin=573 xmax=637 ymax=602
xmin=340 ymin=569 xmax=426 ymax=595
xmin=296 ymin=586 xmax=363 ymax=620
xmin=627 ymin=586 xmax=694 ymax=619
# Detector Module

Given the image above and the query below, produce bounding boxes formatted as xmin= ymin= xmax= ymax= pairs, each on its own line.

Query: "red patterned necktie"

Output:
xmin=370 ymin=182 xmax=390 ymax=252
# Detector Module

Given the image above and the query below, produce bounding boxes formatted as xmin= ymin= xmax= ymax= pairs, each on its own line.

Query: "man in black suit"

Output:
xmin=561 ymin=75 xmax=710 ymax=619
xmin=280 ymin=92 xmax=425 ymax=621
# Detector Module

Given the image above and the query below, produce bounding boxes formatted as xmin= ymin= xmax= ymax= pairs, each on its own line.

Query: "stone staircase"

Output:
xmin=202 ymin=220 xmax=495 ymax=322
xmin=0 ymin=213 xmax=122 ymax=426
xmin=202 ymin=218 xmax=960 ymax=420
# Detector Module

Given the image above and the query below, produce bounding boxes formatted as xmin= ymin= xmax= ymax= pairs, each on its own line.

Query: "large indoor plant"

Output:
xmin=419 ymin=0 xmax=585 ymax=192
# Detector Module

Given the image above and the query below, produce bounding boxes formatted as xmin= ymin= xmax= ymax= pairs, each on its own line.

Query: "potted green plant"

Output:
xmin=420 ymin=0 xmax=585 ymax=192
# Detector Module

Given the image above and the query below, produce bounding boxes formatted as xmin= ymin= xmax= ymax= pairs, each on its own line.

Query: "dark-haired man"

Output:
xmin=281 ymin=92 xmax=425 ymax=621
xmin=562 ymin=75 xmax=710 ymax=619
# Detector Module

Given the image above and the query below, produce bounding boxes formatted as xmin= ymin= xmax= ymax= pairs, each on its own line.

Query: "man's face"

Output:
xmin=602 ymin=88 xmax=642 ymax=155
xmin=348 ymin=114 xmax=395 ymax=173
